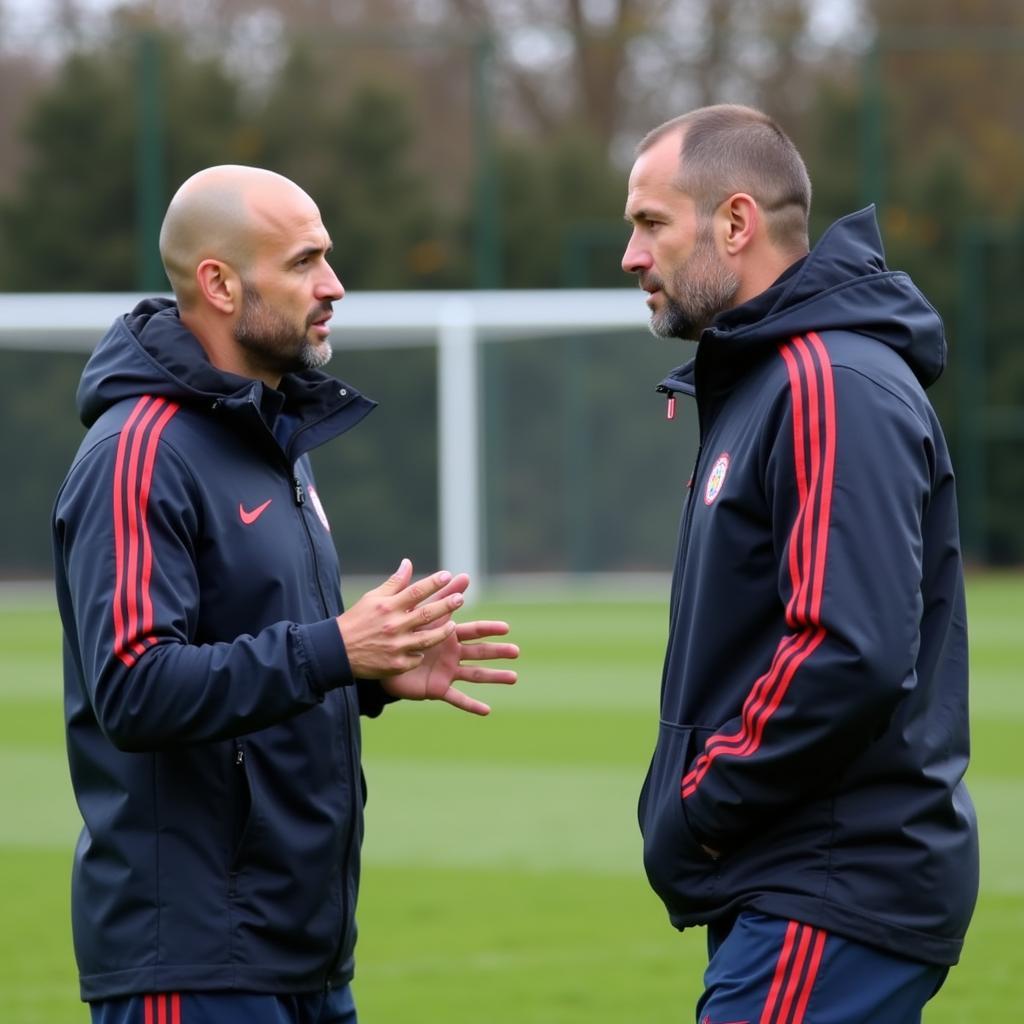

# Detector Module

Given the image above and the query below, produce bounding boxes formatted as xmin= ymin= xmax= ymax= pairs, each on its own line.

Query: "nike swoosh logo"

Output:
xmin=239 ymin=499 xmax=272 ymax=525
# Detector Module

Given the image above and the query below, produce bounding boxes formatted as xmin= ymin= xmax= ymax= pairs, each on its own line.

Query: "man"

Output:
xmin=623 ymin=106 xmax=977 ymax=1023
xmin=52 ymin=164 xmax=519 ymax=1024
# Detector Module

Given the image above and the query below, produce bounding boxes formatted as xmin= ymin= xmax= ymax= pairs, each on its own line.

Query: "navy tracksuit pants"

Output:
xmin=90 ymin=984 xmax=357 ymax=1024
xmin=698 ymin=912 xmax=948 ymax=1024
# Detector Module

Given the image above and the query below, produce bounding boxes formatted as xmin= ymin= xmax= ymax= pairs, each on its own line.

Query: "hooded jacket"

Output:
xmin=638 ymin=208 xmax=978 ymax=966
xmin=52 ymin=298 xmax=383 ymax=1000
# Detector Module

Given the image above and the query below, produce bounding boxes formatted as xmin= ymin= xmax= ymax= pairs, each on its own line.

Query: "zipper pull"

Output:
xmin=235 ymin=747 xmax=244 ymax=766
xmin=666 ymin=392 xmax=676 ymax=420
xmin=293 ymin=477 xmax=306 ymax=506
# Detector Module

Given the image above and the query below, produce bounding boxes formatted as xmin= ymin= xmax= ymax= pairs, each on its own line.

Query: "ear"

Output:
xmin=720 ymin=193 xmax=759 ymax=256
xmin=195 ymin=259 xmax=241 ymax=315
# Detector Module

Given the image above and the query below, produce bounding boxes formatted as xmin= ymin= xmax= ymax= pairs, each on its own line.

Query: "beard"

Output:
xmin=646 ymin=222 xmax=740 ymax=340
xmin=233 ymin=283 xmax=334 ymax=376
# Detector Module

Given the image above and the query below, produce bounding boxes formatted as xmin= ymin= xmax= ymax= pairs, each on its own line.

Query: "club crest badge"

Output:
xmin=307 ymin=485 xmax=331 ymax=532
xmin=704 ymin=453 xmax=730 ymax=505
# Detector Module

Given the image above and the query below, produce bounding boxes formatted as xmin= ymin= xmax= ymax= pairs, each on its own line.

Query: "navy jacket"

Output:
xmin=52 ymin=299 xmax=384 ymax=1000
xmin=638 ymin=208 xmax=978 ymax=966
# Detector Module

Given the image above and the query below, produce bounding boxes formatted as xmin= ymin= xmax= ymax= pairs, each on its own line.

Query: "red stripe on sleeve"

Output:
xmin=171 ymin=992 xmax=182 ymax=1024
xmin=134 ymin=400 xmax=180 ymax=653
xmin=806 ymin=333 xmax=837 ymax=618
xmin=144 ymin=994 xmax=154 ymax=1024
xmin=682 ymin=632 xmax=804 ymax=792
xmin=777 ymin=341 xmax=809 ymax=626
xmin=789 ymin=336 xmax=824 ymax=624
xmin=112 ymin=397 xmax=155 ymax=667
xmin=123 ymin=398 xmax=167 ymax=658
xmin=157 ymin=993 xmax=167 ymax=1024
xmin=111 ymin=396 xmax=179 ymax=667
xmin=681 ymin=628 xmax=825 ymax=797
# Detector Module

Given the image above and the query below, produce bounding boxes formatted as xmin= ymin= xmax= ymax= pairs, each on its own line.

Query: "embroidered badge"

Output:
xmin=307 ymin=485 xmax=331 ymax=532
xmin=704 ymin=452 xmax=730 ymax=505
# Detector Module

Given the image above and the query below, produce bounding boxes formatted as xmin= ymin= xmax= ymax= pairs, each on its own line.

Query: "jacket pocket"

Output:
xmin=638 ymin=722 xmax=717 ymax=913
xmin=228 ymin=742 xmax=258 ymax=891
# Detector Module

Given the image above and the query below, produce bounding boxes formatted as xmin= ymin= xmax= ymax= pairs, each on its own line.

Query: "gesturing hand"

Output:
xmin=380 ymin=616 xmax=519 ymax=715
xmin=335 ymin=558 xmax=467 ymax=679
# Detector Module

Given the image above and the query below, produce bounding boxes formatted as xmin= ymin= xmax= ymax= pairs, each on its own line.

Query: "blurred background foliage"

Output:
xmin=0 ymin=0 xmax=1022 ymax=571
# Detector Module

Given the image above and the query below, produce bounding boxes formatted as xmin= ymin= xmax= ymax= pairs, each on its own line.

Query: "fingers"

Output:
xmin=373 ymin=562 xmax=466 ymax=634
xmin=405 ymin=619 xmax=458 ymax=654
xmin=374 ymin=560 xmax=460 ymax=611
xmin=454 ymin=666 xmax=518 ymax=685
xmin=377 ymin=557 xmax=414 ymax=596
xmin=452 ymin=626 xmax=519 ymax=684
xmin=457 ymin=641 xmax=520 ymax=662
xmin=442 ymin=688 xmax=491 ymax=717
xmin=453 ymin=620 xmax=513 ymax=642
xmin=409 ymin=591 xmax=464 ymax=630
xmin=430 ymin=573 xmax=471 ymax=603
xmin=341 ymin=563 xmax=471 ymax=679
xmin=395 ymin=568 xmax=459 ymax=611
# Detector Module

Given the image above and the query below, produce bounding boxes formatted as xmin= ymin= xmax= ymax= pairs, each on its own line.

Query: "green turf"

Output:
xmin=1 ymin=575 xmax=1021 ymax=1022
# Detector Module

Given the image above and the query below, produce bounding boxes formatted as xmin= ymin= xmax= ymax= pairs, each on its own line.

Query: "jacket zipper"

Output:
xmin=242 ymin=393 xmax=360 ymax=986
xmin=662 ymin=379 xmax=707 ymax=627
xmin=291 ymin=472 xmax=333 ymax=616
xmin=228 ymin=744 xmax=248 ymax=897
xmin=289 ymin=470 xmax=360 ymax=987
xmin=656 ymin=383 xmax=677 ymax=421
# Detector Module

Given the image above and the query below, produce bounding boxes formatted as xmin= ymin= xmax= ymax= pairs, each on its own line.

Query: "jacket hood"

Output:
xmin=662 ymin=207 xmax=947 ymax=396
xmin=711 ymin=206 xmax=947 ymax=387
xmin=79 ymin=298 xmax=244 ymax=426
xmin=77 ymin=297 xmax=372 ymax=433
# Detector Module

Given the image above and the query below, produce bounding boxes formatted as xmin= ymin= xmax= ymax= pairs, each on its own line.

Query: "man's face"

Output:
xmin=232 ymin=192 xmax=344 ymax=378
xmin=234 ymin=281 xmax=334 ymax=375
xmin=622 ymin=132 xmax=739 ymax=340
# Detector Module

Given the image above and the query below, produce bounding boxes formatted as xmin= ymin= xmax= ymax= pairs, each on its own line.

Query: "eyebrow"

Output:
xmin=624 ymin=208 xmax=661 ymax=224
xmin=288 ymin=240 xmax=334 ymax=263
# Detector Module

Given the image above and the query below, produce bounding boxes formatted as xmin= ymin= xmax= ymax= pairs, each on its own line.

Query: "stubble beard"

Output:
xmin=234 ymin=283 xmax=334 ymax=377
xmin=647 ymin=223 xmax=740 ymax=341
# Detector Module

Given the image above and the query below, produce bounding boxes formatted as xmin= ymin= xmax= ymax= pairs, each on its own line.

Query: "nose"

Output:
xmin=317 ymin=262 xmax=345 ymax=302
xmin=621 ymin=231 xmax=651 ymax=276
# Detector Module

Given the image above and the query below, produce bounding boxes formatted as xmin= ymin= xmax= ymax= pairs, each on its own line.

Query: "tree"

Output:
xmin=0 ymin=23 xmax=249 ymax=290
xmin=253 ymin=43 xmax=460 ymax=290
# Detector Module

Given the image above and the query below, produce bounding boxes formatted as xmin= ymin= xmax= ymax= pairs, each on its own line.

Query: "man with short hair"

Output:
xmin=624 ymin=105 xmax=977 ymax=1023
xmin=53 ymin=164 xmax=519 ymax=1024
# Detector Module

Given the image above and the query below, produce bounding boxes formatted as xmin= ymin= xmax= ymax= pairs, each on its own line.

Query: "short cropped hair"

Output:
xmin=639 ymin=105 xmax=812 ymax=252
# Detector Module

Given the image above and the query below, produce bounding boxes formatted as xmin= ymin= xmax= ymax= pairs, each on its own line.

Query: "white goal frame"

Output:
xmin=0 ymin=290 xmax=649 ymax=582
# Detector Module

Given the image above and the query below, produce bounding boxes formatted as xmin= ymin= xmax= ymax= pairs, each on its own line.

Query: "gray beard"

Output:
xmin=648 ymin=231 xmax=740 ymax=341
xmin=234 ymin=285 xmax=333 ymax=376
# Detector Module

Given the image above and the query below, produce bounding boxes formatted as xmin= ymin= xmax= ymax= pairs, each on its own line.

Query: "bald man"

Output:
xmin=53 ymin=165 xmax=518 ymax=1024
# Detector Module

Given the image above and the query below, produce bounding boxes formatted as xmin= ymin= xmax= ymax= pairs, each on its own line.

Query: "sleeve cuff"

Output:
xmin=356 ymin=679 xmax=400 ymax=718
xmin=298 ymin=618 xmax=355 ymax=695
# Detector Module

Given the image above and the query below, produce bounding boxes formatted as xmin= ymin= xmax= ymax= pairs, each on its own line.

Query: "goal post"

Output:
xmin=0 ymin=290 xmax=652 ymax=584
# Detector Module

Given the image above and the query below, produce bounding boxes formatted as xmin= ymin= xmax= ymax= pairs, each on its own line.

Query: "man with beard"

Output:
xmin=53 ymin=165 xmax=519 ymax=1024
xmin=623 ymin=107 xmax=977 ymax=1023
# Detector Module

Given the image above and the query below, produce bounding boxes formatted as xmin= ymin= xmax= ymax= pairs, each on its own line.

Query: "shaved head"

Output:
xmin=637 ymin=105 xmax=811 ymax=254
xmin=157 ymin=163 xmax=343 ymax=388
xmin=159 ymin=165 xmax=320 ymax=308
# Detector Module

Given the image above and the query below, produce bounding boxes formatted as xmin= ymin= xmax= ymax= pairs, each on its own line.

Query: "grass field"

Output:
xmin=1 ymin=574 xmax=1022 ymax=1023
